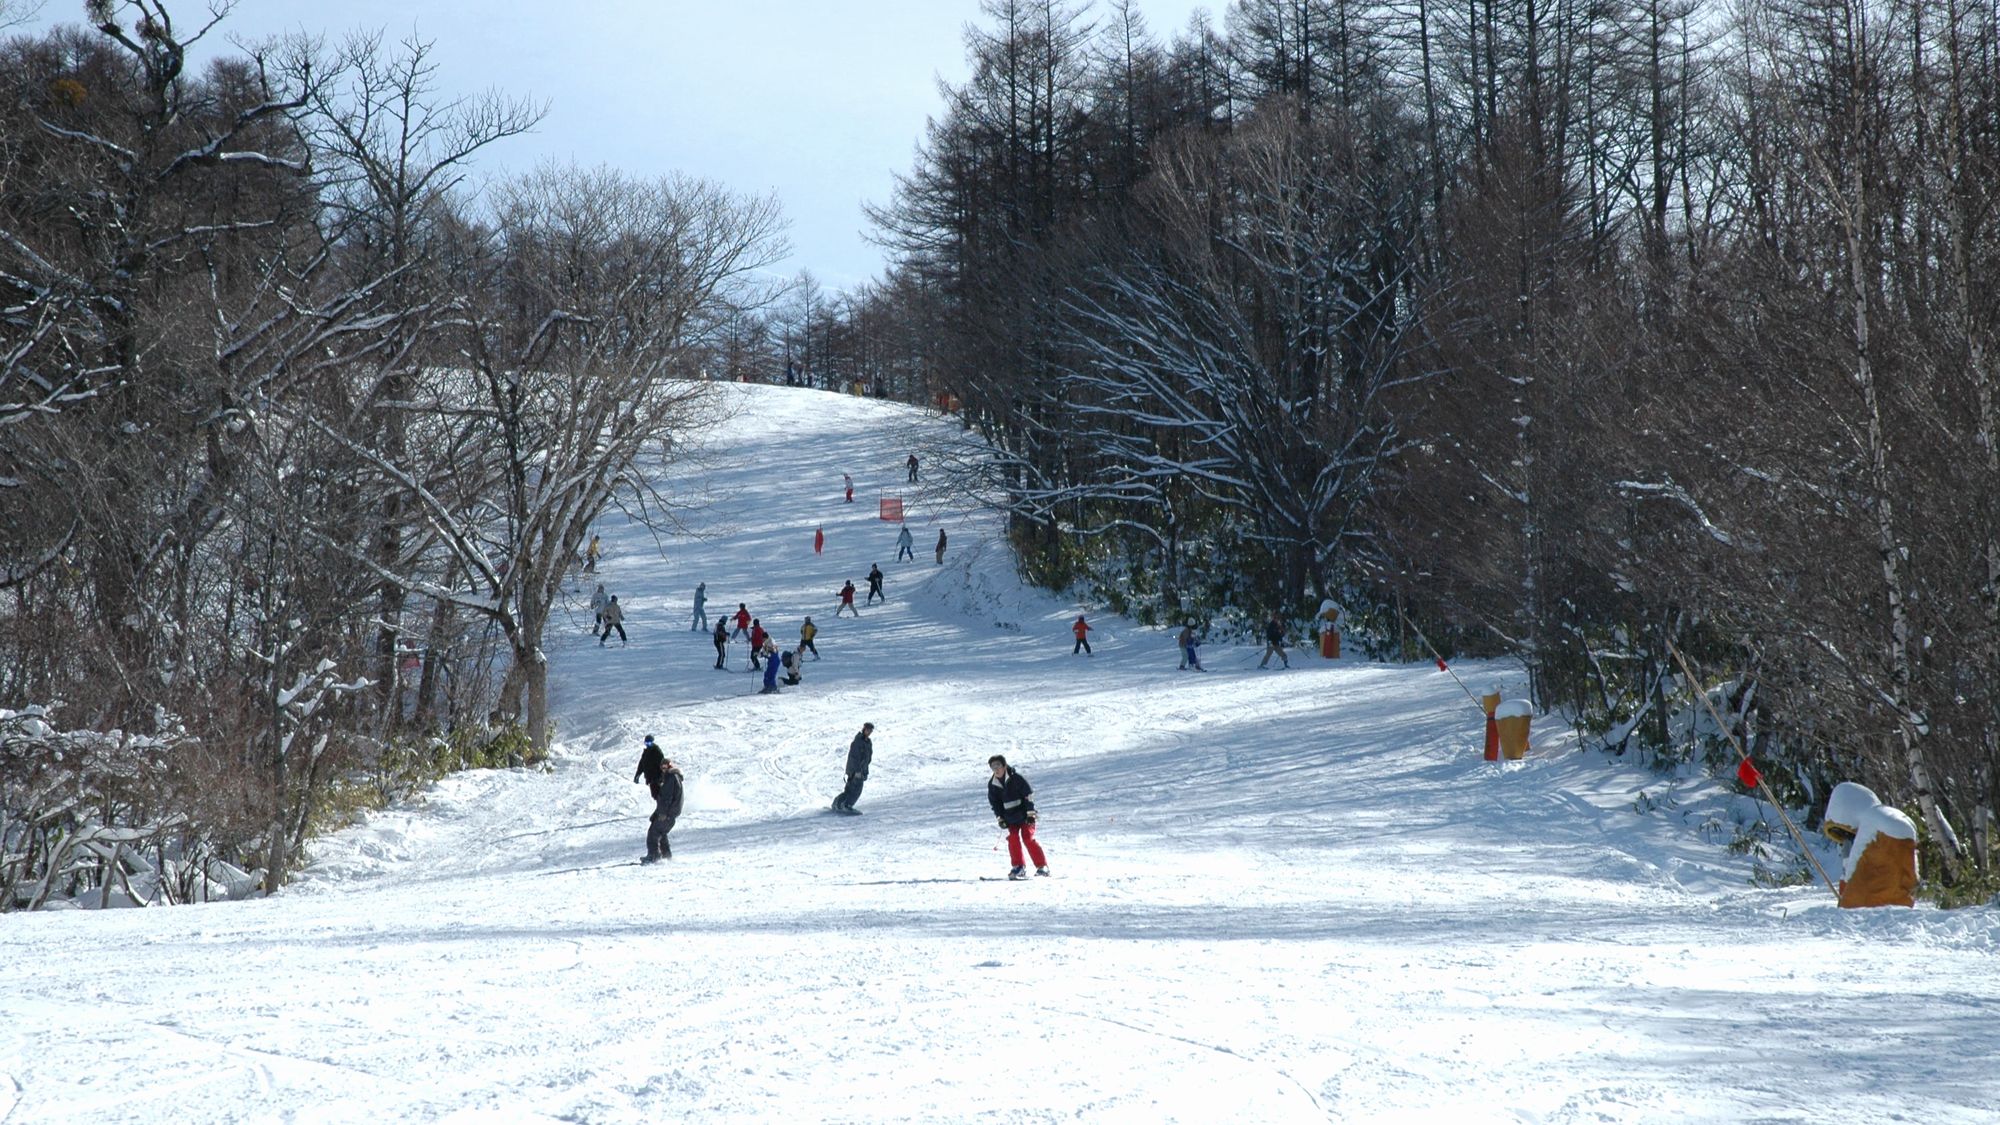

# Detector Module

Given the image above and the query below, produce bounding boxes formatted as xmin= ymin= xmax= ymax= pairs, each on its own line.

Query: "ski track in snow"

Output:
xmin=3 ymin=384 xmax=1998 ymax=1123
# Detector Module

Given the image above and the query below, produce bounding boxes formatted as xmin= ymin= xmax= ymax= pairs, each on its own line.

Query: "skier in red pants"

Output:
xmin=987 ymin=755 xmax=1049 ymax=879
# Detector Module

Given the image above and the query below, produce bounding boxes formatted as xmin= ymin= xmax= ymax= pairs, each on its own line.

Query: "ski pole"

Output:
xmin=1664 ymin=638 xmax=1839 ymax=898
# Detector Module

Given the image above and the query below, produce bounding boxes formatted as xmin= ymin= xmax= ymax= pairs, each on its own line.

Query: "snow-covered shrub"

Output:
xmin=0 ymin=706 xmax=267 ymax=911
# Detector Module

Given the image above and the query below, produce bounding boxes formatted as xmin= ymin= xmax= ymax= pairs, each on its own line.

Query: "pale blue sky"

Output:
xmin=17 ymin=1 xmax=1216 ymax=290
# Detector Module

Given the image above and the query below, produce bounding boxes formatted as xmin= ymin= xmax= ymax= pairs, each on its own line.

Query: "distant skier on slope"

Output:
xmin=590 ymin=583 xmax=609 ymax=630
xmin=1072 ymin=614 xmax=1093 ymax=655
xmin=895 ymin=524 xmax=915 ymax=562
xmin=643 ymin=756 xmax=684 ymax=864
xmin=690 ymin=582 xmax=708 ymax=632
xmin=1257 ymin=611 xmax=1290 ymax=669
xmin=748 ymin=619 xmax=768 ymax=669
xmin=712 ymin=619 xmax=730 ymax=670
xmin=831 ymin=722 xmax=873 ymax=814
xmin=987 ymin=755 xmax=1048 ymax=879
xmin=934 ymin=528 xmax=947 ymax=565
xmin=732 ymin=603 xmax=752 ymax=639
xmin=866 ymin=564 xmax=885 ymax=605
xmin=1177 ymin=624 xmax=1203 ymax=671
xmin=836 ymin=580 xmax=860 ymax=617
xmin=844 ymin=472 xmax=854 ymax=502
xmin=598 ymin=595 xmax=627 ymax=646
xmin=906 ymin=453 xmax=919 ymax=483
xmin=634 ymin=734 xmax=666 ymax=800
xmin=799 ymin=616 xmax=820 ymax=660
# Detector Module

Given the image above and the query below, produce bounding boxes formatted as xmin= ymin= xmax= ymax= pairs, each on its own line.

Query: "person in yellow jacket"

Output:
xmin=1822 ymin=782 xmax=1918 ymax=908
xmin=799 ymin=616 xmax=820 ymax=660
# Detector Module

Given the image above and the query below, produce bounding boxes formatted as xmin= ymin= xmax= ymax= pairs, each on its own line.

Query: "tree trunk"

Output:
xmin=1843 ymin=146 xmax=1962 ymax=879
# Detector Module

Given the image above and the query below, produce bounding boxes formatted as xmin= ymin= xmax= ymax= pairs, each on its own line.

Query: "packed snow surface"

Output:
xmin=4 ymin=385 xmax=1998 ymax=1123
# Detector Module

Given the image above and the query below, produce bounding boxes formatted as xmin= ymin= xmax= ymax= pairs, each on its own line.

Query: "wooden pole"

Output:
xmin=1405 ymin=619 xmax=1490 ymax=716
xmin=1664 ymin=639 xmax=1840 ymax=898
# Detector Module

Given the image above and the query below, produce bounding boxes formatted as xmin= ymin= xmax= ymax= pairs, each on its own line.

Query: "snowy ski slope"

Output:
xmin=2 ymin=384 xmax=1997 ymax=1123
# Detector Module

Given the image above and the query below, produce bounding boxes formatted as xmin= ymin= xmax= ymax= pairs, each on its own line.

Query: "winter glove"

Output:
xmin=997 ymin=817 xmax=1007 ymax=829
xmin=1025 ymin=810 xmax=1037 ymax=823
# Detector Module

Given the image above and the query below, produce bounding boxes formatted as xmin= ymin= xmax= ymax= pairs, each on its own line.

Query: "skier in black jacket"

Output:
xmin=1257 ymin=611 xmax=1290 ymax=669
xmin=987 ymin=755 xmax=1048 ymax=879
xmin=634 ymin=734 xmax=666 ymax=800
xmin=644 ymin=759 xmax=685 ymax=863
xmin=831 ymin=722 xmax=873 ymax=814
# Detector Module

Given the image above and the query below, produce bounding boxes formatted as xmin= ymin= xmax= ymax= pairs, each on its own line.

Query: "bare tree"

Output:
xmin=306 ymin=166 xmax=786 ymax=752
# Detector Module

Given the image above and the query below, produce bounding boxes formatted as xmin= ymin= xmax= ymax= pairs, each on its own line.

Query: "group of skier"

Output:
xmin=635 ymin=723 xmax=1052 ymax=879
xmin=589 ymin=583 xmax=627 ymax=646
xmin=615 ymin=452 xmax=1071 ymax=877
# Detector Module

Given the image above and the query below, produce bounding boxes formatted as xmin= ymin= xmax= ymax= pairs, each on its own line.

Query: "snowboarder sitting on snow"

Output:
xmin=1822 ymin=782 xmax=1919 ymax=908
xmin=1177 ymin=624 xmax=1203 ymax=671
xmin=634 ymin=734 xmax=666 ymax=800
xmin=836 ymin=580 xmax=860 ymax=617
xmin=781 ymin=649 xmax=803 ymax=686
xmin=831 ymin=722 xmax=873 ymax=814
xmin=643 ymin=756 xmax=684 ymax=864
xmin=866 ymin=564 xmax=885 ymax=605
xmin=988 ymin=755 xmax=1049 ymax=879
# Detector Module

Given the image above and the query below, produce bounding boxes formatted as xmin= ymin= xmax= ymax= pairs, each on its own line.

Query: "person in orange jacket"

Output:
xmin=1071 ymin=614 xmax=1093 ymax=655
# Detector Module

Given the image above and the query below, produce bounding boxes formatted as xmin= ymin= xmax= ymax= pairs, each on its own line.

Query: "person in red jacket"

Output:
xmin=732 ymin=603 xmax=752 ymax=639
xmin=748 ymin=619 xmax=768 ymax=669
xmin=836 ymin=580 xmax=860 ymax=618
xmin=1071 ymin=614 xmax=1093 ymax=655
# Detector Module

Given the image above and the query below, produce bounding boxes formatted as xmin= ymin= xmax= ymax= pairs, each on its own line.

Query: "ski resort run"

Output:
xmin=2 ymin=385 xmax=1997 ymax=1123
